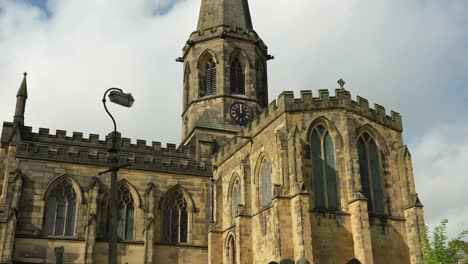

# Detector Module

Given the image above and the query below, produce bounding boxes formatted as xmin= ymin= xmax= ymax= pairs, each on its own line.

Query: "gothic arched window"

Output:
xmin=310 ymin=125 xmax=339 ymax=210
xmin=162 ymin=188 xmax=189 ymax=243
xmin=230 ymin=59 xmax=245 ymax=94
xmin=44 ymin=180 xmax=77 ymax=237
xmin=227 ymin=235 xmax=236 ymax=264
xmin=232 ymin=180 xmax=240 ymax=222
xmin=117 ymin=185 xmax=135 ymax=240
xmin=358 ymin=132 xmax=385 ymax=214
xmin=202 ymin=58 xmax=217 ymax=97
xmin=260 ymin=158 xmax=273 ymax=208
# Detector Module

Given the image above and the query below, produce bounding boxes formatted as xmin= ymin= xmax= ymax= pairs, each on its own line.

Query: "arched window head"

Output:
xmin=260 ymin=158 xmax=273 ymax=208
xmin=232 ymin=180 xmax=241 ymax=222
xmin=44 ymin=180 xmax=77 ymax=237
xmin=162 ymin=188 xmax=189 ymax=243
xmin=117 ymin=185 xmax=135 ymax=240
xmin=310 ymin=125 xmax=339 ymax=210
xmin=227 ymin=235 xmax=236 ymax=264
xmin=230 ymin=58 xmax=245 ymax=95
xmin=358 ymin=132 xmax=385 ymax=214
xmin=201 ymin=58 xmax=217 ymax=97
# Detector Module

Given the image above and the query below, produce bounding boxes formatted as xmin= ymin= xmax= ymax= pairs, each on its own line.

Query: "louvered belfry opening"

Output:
xmin=204 ymin=59 xmax=217 ymax=96
xmin=230 ymin=59 xmax=245 ymax=94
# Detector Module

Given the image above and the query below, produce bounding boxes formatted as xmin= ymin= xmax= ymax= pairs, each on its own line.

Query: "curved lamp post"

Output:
xmin=99 ymin=88 xmax=134 ymax=264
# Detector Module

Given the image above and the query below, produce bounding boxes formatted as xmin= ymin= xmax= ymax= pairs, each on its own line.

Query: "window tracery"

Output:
xmin=310 ymin=124 xmax=339 ymax=210
xmin=358 ymin=132 xmax=385 ymax=214
xmin=44 ymin=180 xmax=77 ymax=237
xmin=162 ymin=188 xmax=189 ymax=243
xmin=117 ymin=185 xmax=135 ymax=240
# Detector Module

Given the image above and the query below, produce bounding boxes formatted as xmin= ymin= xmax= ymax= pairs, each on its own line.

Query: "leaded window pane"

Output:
xmin=125 ymin=206 xmax=134 ymax=240
xmin=324 ymin=133 xmax=338 ymax=209
xmin=117 ymin=207 xmax=125 ymax=239
xmin=163 ymin=208 xmax=171 ymax=241
xmin=311 ymin=129 xmax=325 ymax=208
xmin=358 ymin=133 xmax=385 ymax=214
xmin=54 ymin=200 xmax=66 ymax=236
xmin=116 ymin=185 xmax=135 ymax=240
xmin=162 ymin=189 xmax=189 ymax=243
xmin=44 ymin=199 xmax=56 ymax=235
xmin=44 ymin=180 xmax=77 ymax=237
xmin=65 ymin=200 xmax=76 ymax=236
xmin=260 ymin=159 xmax=272 ymax=207
xmin=180 ymin=210 xmax=188 ymax=243
xmin=358 ymin=137 xmax=372 ymax=211
xmin=369 ymin=140 xmax=384 ymax=214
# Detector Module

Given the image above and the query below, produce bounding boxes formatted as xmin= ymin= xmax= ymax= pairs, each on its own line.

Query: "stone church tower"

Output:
xmin=180 ymin=0 xmax=270 ymax=161
xmin=0 ymin=0 xmax=425 ymax=264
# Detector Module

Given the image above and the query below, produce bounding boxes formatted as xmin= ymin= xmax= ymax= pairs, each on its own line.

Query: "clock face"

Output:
xmin=230 ymin=102 xmax=252 ymax=125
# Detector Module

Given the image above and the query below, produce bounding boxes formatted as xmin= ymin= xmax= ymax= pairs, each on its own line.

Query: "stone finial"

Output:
xmin=338 ymin=78 xmax=346 ymax=89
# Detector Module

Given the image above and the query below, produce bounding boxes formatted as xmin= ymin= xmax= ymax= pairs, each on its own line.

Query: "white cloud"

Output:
xmin=413 ymin=125 xmax=468 ymax=239
xmin=0 ymin=0 xmax=467 ymax=237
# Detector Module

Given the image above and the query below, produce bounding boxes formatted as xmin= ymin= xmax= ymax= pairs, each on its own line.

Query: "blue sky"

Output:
xmin=1 ymin=0 xmax=467 ymax=239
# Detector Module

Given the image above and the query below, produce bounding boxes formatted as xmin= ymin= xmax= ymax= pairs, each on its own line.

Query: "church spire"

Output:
xmin=14 ymin=72 xmax=28 ymax=126
xmin=197 ymin=0 xmax=253 ymax=31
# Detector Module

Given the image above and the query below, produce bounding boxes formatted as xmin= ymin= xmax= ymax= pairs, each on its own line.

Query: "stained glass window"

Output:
xmin=260 ymin=158 xmax=272 ymax=208
xmin=162 ymin=188 xmax=189 ymax=243
xmin=358 ymin=132 xmax=385 ymax=214
xmin=310 ymin=125 xmax=339 ymax=210
xmin=44 ymin=180 xmax=77 ymax=237
xmin=230 ymin=59 xmax=245 ymax=94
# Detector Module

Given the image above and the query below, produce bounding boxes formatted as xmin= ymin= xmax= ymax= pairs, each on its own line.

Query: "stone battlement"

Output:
xmin=20 ymin=126 xmax=191 ymax=158
xmin=212 ymin=89 xmax=402 ymax=165
xmin=15 ymin=141 xmax=211 ymax=176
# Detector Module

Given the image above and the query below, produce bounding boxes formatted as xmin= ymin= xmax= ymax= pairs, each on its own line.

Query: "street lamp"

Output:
xmin=99 ymin=88 xmax=134 ymax=264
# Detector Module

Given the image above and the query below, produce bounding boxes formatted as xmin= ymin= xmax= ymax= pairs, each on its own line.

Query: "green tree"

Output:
xmin=422 ymin=219 xmax=468 ymax=264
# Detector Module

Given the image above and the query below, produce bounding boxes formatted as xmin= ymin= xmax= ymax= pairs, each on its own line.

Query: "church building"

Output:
xmin=0 ymin=0 xmax=425 ymax=263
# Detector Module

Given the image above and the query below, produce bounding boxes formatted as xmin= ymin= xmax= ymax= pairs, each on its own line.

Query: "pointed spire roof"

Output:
xmin=17 ymin=72 xmax=28 ymax=98
xmin=197 ymin=0 xmax=253 ymax=31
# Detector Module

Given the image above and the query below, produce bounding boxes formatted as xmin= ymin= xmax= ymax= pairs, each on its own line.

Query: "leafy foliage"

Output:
xmin=422 ymin=219 xmax=468 ymax=264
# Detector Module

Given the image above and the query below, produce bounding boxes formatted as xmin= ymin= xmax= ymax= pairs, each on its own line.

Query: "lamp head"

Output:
xmin=108 ymin=90 xmax=134 ymax=108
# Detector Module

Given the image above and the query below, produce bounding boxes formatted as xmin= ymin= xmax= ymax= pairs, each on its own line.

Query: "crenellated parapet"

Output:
xmin=182 ymin=25 xmax=267 ymax=57
xmin=15 ymin=141 xmax=211 ymax=176
xmin=212 ymin=89 xmax=403 ymax=165
xmin=1 ymin=125 xmax=212 ymax=176
xmin=19 ymin=126 xmax=191 ymax=158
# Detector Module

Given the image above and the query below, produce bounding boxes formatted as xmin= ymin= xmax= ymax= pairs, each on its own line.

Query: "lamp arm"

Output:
xmin=102 ymin=88 xmax=123 ymax=132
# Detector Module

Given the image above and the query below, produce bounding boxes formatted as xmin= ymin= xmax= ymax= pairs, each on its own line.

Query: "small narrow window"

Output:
xmin=203 ymin=59 xmax=217 ymax=96
xmin=358 ymin=132 xmax=385 ymax=214
xmin=44 ymin=180 xmax=77 ymax=237
xmin=260 ymin=158 xmax=273 ymax=208
xmin=227 ymin=235 xmax=236 ymax=264
xmin=163 ymin=189 xmax=189 ymax=243
xmin=256 ymin=62 xmax=268 ymax=108
xmin=232 ymin=181 xmax=240 ymax=222
xmin=230 ymin=59 xmax=245 ymax=94
xmin=310 ymin=125 xmax=339 ymax=210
